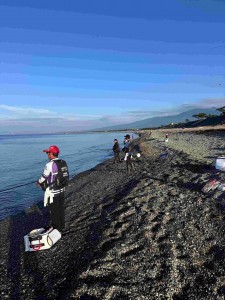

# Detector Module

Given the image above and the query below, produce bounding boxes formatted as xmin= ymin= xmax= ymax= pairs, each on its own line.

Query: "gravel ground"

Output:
xmin=1 ymin=133 xmax=225 ymax=299
xmin=151 ymin=130 xmax=225 ymax=164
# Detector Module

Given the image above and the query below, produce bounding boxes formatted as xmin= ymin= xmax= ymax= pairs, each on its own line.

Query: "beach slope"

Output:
xmin=1 ymin=133 xmax=225 ymax=299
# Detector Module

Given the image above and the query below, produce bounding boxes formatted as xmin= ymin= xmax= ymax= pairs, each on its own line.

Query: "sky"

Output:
xmin=1 ymin=0 xmax=225 ymax=134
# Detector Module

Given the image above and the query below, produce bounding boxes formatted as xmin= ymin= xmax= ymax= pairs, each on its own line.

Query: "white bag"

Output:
xmin=218 ymin=184 xmax=225 ymax=192
xmin=24 ymin=227 xmax=61 ymax=252
xmin=215 ymin=157 xmax=225 ymax=171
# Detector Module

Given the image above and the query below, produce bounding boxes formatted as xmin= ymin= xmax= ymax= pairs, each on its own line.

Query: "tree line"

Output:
xmin=192 ymin=106 xmax=225 ymax=120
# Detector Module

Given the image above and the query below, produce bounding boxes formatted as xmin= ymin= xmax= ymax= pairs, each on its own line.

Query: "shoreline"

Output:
xmin=2 ymin=134 xmax=225 ymax=299
xmin=0 ymin=159 xmax=112 ymax=223
xmin=0 ymin=131 xmax=138 ymax=222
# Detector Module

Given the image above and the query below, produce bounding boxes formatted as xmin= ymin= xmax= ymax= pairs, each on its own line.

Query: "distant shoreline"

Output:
xmin=0 ymin=130 xmax=134 ymax=137
xmin=2 ymin=123 xmax=225 ymax=137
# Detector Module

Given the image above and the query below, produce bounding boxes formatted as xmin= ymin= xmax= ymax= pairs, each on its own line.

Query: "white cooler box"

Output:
xmin=215 ymin=156 xmax=225 ymax=171
xmin=24 ymin=227 xmax=61 ymax=252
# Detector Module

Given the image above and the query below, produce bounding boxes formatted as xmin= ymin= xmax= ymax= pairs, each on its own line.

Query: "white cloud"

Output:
xmin=0 ymin=104 xmax=56 ymax=116
xmin=0 ymin=104 xmax=105 ymax=121
xmin=60 ymin=113 xmax=103 ymax=121
xmin=195 ymin=98 xmax=225 ymax=108
xmin=0 ymin=98 xmax=223 ymax=134
xmin=0 ymin=104 xmax=116 ymax=133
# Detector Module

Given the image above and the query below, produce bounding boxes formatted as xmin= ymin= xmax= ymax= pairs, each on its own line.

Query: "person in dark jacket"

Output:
xmin=112 ymin=139 xmax=121 ymax=163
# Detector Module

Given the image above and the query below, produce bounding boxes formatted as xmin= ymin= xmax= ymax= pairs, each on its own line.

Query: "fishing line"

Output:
xmin=0 ymin=150 xmax=113 ymax=193
xmin=0 ymin=181 xmax=37 ymax=194
xmin=0 ymin=142 xmax=128 ymax=194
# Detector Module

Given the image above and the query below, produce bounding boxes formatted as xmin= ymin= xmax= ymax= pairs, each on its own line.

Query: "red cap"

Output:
xmin=43 ymin=145 xmax=60 ymax=154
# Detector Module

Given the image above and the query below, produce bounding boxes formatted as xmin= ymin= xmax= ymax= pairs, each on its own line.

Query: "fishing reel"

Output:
xmin=39 ymin=180 xmax=48 ymax=191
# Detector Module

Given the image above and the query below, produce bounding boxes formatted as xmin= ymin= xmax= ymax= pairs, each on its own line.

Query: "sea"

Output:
xmin=0 ymin=132 xmax=134 ymax=221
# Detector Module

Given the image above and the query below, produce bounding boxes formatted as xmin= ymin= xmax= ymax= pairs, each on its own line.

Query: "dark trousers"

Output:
xmin=126 ymin=155 xmax=135 ymax=173
xmin=114 ymin=151 xmax=120 ymax=163
xmin=47 ymin=192 xmax=65 ymax=232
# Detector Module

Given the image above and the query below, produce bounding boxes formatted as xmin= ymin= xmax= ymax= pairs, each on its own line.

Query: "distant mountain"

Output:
xmin=180 ymin=114 xmax=225 ymax=128
xmin=94 ymin=108 xmax=220 ymax=131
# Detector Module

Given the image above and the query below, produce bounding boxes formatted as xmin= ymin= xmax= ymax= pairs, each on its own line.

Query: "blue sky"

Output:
xmin=1 ymin=0 xmax=225 ymax=133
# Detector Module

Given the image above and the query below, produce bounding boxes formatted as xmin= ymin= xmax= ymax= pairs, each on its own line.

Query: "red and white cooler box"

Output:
xmin=24 ymin=227 xmax=61 ymax=251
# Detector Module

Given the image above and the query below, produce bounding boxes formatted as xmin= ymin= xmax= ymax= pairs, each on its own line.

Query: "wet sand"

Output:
xmin=1 ymin=132 xmax=225 ymax=299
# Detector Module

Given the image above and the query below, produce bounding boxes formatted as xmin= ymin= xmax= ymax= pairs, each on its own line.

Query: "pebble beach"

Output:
xmin=1 ymin=129 xmax=225 ymax=299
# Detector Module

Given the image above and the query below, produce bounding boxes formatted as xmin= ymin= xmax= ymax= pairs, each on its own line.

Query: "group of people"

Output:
xmin=112 ymin=134 xmax=135 ymax=174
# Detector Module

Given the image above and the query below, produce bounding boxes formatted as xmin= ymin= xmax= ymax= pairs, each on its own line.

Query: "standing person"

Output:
xmin=123 ymin=134 xmax=135 ymax=174
xmin=165 ymin=134 xmax=169 ymax=143
xmin=36 ymin=145 xmax=69 ymax=233
xmin=112 ymin=139 xmax=121 ymax=163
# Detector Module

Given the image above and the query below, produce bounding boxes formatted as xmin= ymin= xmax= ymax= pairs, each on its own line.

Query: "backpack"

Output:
xmin=122 ymin=140 xmax=131 ymax=153
xmin=51 ymin=159 xmax=69 ymax=189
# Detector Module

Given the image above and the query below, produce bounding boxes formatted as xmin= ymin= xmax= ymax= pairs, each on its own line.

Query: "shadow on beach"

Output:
xmin=3 ymin=173 xmax=140 ymax=299
xmin=6 ymin=204 xmax=49 ymax=299
xmin=54 ymin=178 xmax=140 ymax=299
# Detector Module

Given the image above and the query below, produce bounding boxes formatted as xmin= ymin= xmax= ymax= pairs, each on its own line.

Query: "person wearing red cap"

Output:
xmin=36 ymin=145 xmax=67 ymax=232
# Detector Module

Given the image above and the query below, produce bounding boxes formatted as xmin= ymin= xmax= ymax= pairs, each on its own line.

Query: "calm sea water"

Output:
xmin=0 ymin=132 xmax=133 ymax=220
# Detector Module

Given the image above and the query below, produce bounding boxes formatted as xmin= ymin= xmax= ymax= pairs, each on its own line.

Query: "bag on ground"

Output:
xmin=24 ymin=227 xmax=61 ymax=252
xmin=202 ymin=179 xmax=221 ymax=193
xmin=215 ymin=156 xmax=225 ymax=171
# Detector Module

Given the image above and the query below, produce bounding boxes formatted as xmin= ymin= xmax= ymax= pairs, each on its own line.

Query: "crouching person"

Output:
xmin=36 ymin=145 xmax=69 ymax=233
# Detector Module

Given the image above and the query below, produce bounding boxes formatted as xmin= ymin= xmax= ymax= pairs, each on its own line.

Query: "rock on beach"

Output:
xmin=1 ymin=132 xmax=225 ymax=299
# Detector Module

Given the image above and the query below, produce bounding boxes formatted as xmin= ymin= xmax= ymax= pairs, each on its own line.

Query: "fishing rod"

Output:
xmin=0 ymin=144 xmax=125 ymax=194
xmin=0 ymin=181 xmax=37 ymax=194
xmin=85 ymin=148 xmax=113 ymax=152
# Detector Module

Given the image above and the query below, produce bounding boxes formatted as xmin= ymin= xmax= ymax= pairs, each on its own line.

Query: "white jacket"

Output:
xmin=38 ymin=158 xmax=65 ymax=206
